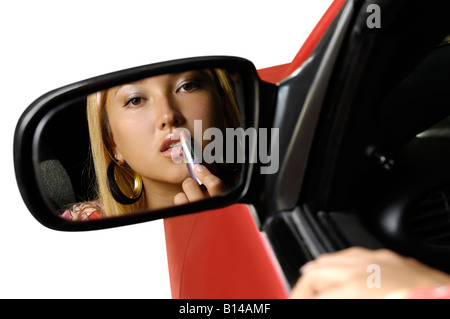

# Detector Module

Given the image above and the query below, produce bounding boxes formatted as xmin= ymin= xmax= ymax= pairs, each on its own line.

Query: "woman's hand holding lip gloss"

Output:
xmin=174 ymin=163 xmax=226 ymax=205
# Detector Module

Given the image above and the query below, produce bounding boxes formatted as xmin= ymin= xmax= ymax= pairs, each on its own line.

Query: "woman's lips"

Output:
xmin=160 ymin=133 xmax=183 ymax=158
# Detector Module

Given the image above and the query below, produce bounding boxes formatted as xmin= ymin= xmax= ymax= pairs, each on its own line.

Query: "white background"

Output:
xmin=1 ymin=0 xmax=332 ymax=298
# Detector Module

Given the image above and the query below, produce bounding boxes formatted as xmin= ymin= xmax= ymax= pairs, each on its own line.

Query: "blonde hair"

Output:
xmin=87 ymin=93 xmax=146 ymax=217
xmin=213 ymin=69 xmax=241 ymax=129
xmin=86 ymin=68 xmax=241 ymax=216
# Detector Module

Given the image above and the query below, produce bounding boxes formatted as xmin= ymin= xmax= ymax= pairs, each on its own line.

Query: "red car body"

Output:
xmin=164 ymin=0 xmax=345 ymax=298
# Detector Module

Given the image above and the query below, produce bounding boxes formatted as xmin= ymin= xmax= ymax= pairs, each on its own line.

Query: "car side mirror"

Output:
xmin=14 ymin=56 xmax=272 ymax=231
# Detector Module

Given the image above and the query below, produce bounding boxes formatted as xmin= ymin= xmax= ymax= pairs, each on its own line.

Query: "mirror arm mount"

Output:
xmin=240 ymin=80 xmax=279 ymax=209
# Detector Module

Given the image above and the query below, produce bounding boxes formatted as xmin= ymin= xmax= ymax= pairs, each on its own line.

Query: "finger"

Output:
xmin=291 ymin=263 xmax=362 ymax=299
xmin=309 ymin=247 xmax=375 ymax=269
xmin=194 ymin=164 xmax=225 ymax=196
xmin=290 ymin=277 xmax=316 ymax=299
xmin=174 ymin=192 xmax=189 ymax=205
xmin=181 ymin=177 xmax=205 ymax=202
xmin=314 ymin=282 xmax=367 ymax=299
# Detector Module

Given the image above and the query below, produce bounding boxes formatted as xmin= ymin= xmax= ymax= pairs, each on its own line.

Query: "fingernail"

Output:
xmin=194 ymin=164 xmax=204 ymax=172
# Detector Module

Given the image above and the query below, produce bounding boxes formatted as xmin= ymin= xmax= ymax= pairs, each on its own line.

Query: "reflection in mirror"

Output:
xmin=37 ymin=68 xmax=246 ymax=222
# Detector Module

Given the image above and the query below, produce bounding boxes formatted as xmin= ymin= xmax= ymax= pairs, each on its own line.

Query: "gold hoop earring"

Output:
xmin=107 ymin=161 xmax=143 ymax=205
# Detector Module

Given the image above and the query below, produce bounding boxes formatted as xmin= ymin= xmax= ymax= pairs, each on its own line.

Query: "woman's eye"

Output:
xmin=177 ymin=81 xmax=200 ymax=93
xmin=124 ymin=97 xmax=145 ymax=108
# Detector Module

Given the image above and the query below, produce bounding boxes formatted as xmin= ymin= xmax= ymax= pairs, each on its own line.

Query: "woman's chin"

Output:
xmin=142 ymin=159 xmax=191 ymax=186
xmin=165 ymin=166 xmax=191 ymax=184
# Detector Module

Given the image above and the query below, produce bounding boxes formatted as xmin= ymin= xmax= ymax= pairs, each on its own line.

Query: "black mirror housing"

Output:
xmin=14 ymin=56 xmax=262 ymax=231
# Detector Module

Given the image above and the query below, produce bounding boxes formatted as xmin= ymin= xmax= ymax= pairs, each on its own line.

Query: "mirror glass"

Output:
xmin=36 ymin=68 xmax=248 ymax=222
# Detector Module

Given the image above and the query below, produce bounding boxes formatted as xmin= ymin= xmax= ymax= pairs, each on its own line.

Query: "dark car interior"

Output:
xmin=263 ymin=0 xmax=450 ymax=287
xmin=37 ymin=98 xmax=94 ymax=210
xmin=358 ymin=41 xmax=450 ymax=272
xmin=295 ymin=0 xmax=450 ymax=284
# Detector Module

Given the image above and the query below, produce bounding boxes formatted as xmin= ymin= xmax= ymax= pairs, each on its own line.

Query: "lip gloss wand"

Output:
xmin=179 ymin=131 xmax=204 ymax=189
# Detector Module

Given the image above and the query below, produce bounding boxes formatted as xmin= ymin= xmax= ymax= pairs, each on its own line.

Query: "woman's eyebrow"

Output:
xmin=114 ymin=79 xmax=147 ymax=97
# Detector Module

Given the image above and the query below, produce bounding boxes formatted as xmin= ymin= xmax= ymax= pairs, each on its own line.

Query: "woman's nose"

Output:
xmin=157 ymin=96 xmax=184 ymax=130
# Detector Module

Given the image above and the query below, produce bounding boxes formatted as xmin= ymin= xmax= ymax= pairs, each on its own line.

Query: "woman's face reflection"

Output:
xmin=105 ymin=70 xmax=224 ymax=191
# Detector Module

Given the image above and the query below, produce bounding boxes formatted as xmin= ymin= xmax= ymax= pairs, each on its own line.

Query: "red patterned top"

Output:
xmin=60 ymin=202 xmax=105 ymax=221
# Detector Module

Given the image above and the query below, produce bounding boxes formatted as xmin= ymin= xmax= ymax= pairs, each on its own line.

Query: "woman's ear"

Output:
xmin=111 ymin=143 xmax=125 ymax=165
xmin=107 ymin=135 xmax=124 ymax=165
xmin=115 ymin=153 xmax=125 ymax=165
